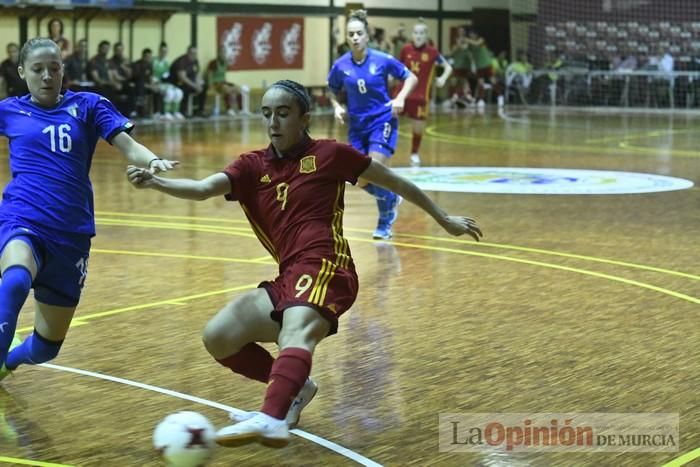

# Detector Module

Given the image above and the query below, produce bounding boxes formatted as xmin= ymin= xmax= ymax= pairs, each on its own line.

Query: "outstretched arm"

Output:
xmin=359 ymin=160 xmax=482 ymax=240
xmin=113 ymin=132 xmax=179 ymax=173
xmin=126 ymin=166 xmax=231 ymax=201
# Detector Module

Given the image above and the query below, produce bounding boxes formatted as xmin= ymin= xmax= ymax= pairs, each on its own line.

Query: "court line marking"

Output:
xmin=662 ymin=447 xmax=700 ymax=467
xmin=0 ymin=457 xmax=73 ymax=467
xmin=95 ymin=218 xmax=700 ymax=305
xmin=39 ymin=363 xmax=383 ymax=467
xmin=96 ymin=212 xmax=699 ymax=281
xmin=17 ymin=284 xmax=259 ymax=333
xmin=91 ymin=248 xmax=277 ymax=265
xmin=422 ymin=123 xmax=700 ymax=158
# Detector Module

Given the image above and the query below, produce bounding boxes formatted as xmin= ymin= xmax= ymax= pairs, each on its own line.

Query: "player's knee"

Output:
xmin=278 ymin=308 xmax=328 ymax=351
xmin=29 ymin=331 xmax=63 ymax=364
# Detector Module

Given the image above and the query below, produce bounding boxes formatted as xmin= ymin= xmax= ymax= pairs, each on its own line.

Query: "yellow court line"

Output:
xmin=17 ymin=284 xmax=258 ymax=333
xmin=94 ymin=218 xmax=700 ymax=304
xmin=0 ymin=457 xmax=74 ymax=467
xmin=348 ymin=231 xmax=700 ymax=282
xmin=348 ymin=236 xmax=700 ymax=305
xmin=424 ymin=124 xmax=700 ymax=158
xmin=91 ymin=248 xmax=276 ymax=265
xmin=583 ymin=128 xmax=691 ymax=144
xmin=662 ymin=447 xmax=700 ymax=467
xmin=97 ymin=212 xmax=699 ymax=281
xmin=96 ymin=210 xmax=249 ymax=224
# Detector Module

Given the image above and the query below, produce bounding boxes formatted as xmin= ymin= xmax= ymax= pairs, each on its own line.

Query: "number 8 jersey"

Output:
xmin=0 ymin=91 xmax=132 ymax=236
xmin=327 ymin=49 xmax=410 ymax=131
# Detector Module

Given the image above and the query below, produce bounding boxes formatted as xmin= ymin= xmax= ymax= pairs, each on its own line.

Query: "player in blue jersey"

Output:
xmin=327 ymin=10 xmax=418 ymax=240
xmin=0 ymin=38 xmax=177 ymax=380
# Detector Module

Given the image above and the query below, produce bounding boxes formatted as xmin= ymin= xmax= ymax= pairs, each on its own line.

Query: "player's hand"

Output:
xmin=149 ymin=158 xmax=179 ymax=174
xmin=334 ymin=105 xmax=346 ymax=125
xmin=440 ymin=215 xmax=482 ymax=241
xmin=390 ymin=98 xmax=405 ymax=116
xmin=436 ymin=76 xmax=448 ymax=88
xmin=126 ymin=165 xmax=156 ymax=188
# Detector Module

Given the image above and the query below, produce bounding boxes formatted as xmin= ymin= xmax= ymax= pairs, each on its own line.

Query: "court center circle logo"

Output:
xmin=391 ymin=167 xmax=694 ymax=195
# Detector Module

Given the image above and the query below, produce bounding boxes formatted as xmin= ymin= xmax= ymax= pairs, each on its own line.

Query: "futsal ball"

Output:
xmin=153 ymin=411 xmax=216 ymax=467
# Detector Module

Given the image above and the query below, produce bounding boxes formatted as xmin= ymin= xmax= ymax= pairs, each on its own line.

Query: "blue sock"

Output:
xmin=6 ymin=331 xmax=63 ymax=370
xmin=363 ymin=184 xmax=397 ymax=212
xmin=0 ymin=265 xmax=32 ymax=364
xmin=362 ymin=184 xmax=383 ymax=199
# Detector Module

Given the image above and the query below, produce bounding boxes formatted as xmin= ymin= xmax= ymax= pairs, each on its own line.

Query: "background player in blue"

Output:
xmin=327 ymin=10 xmax=418 ymax=240
xmin=0 ymin=38 xmax=177 ymax=380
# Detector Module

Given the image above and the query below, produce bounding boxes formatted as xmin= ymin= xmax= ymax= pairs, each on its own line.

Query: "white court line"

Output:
xmin=40 ymin=363 xmax=383 ymax=467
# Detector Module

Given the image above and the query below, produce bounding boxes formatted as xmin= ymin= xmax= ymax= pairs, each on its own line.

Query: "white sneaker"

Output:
xmin=410 ymin=153 xmax=421 ymax=167
xmin=286 ymin=378 xmax=318 ymax=428
xmin=162 ymin=112 xmax=174 ymax=121
xmin=226 ymin=108 xmax=237 ymax=117
xmin=216 ymin=412 xmax=290 ymax=448
xmin=174 ymin=112 xmax=185 ymax=120
xmin=477 ymin=99 xmax=485 ymax=108
xmin=228 ymin=378 xmax=318 ymax=429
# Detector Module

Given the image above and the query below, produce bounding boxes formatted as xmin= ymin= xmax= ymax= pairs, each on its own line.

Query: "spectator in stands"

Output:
xmin=374 ymin=28 xmax=392 ymax=54
xmin=88 ymin=40 xmax=121 ymax=103
xmin=110 ymin=42 xmax=135 ymax=116
xmin=170 ymin=45 xmax=207 ymax=117
xmin=465 ymin=30 xmax=494 ymax=108
xmin=63 ymin=38 xmax=90 ymax=91
xmin=153 ymin=42 xmax=184 ymax=120
xmin=0 ymin=43 xmax=28 ymax=97
xmin=391 ymin=24 xmax=408 ymax=58
xmin=207 ymin=45 xmax=246 ymax=116
xmin=132 ymin=48 xmax=158 ymax=118
xmin=505 ymin=49 xmax=533 ymax=104
xmin=47 ymin=18 xmax=70 ymax=59
xmin=448 ymin=26 xmax=475 ymax=108
xmin=491 ymin=50 xmax=508 ymax=107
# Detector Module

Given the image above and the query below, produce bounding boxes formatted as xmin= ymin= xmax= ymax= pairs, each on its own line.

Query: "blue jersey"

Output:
xmin=327 ymin=49 xmax=410 ymax=131
xmin=0 ymin=91 xmax=132 ymax=236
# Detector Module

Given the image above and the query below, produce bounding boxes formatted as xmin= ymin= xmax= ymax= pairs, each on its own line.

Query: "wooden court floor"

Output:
xmin=0 ymin=107 xmax=698 ymax=466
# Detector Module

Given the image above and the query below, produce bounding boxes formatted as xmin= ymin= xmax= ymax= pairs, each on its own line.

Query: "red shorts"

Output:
xmin=477 ymin=66 xmax=493 ymax=80
xmin=260 ymin=257 xmax=358 ymax=335
xmin=403 ymin=97 xmax=429 ymax=120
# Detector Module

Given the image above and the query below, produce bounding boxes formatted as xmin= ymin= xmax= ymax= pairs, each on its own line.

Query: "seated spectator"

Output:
xmin=63 ymin=38 xmax=92 ymax=91
xmin=170 ymin=45 xmax=207 ymax=117
xmin=152 ymin=42 xmax=184 ymax=120
xmin=0 ymin=43 xmax=28 ymax=97
xmin=110 ymin=42 xmax=136 ymax=116
xmin=88 ymin=40 xmax=121 ymax=105
xmin=505 ymin=49 xmax=533 ymax=104
xmin=48 ymin=18 xmax=70 ymax=59
xmin=131 ymin=48 xmax=158 ymax=117
xmin=207 ymin=46 xmax=250 ymax=116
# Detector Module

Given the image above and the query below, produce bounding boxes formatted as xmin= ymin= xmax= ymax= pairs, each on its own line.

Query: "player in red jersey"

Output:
xmin=126 ymin=80 xmax=481 ymax=448
xmin=397 ymin=20 xmax=453 ymax=167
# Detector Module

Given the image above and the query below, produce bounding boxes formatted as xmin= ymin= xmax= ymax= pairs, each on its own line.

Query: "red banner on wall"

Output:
xmin=217 ymin=17 xmax=304 ymax=70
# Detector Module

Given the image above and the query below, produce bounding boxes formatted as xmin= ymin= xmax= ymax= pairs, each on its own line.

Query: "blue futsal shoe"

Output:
xmin=373 ymin=194 xmax=402 ymax=240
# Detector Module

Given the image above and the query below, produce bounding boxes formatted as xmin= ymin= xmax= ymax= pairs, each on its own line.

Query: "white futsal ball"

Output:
xmin=153 ymin=411 xmax=216 ymax=467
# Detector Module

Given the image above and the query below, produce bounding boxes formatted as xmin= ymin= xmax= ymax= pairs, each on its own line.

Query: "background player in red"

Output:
xmin=398 ymin=19 xmax=453 ymax=167
xmin=126 ymin=80 xmax=481 ymax=448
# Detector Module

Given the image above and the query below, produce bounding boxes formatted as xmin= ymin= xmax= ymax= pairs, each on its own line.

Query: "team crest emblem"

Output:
xmin=260 ymin=174 xmax=271 ymax=183
xmin=421 ymin=52 xmax=429 ymax=62
xmin=299 ymin=155 xmax=317 ymax=174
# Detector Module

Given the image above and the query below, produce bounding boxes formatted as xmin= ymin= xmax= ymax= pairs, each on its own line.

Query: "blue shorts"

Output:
xmin=0 ymin=221 xmax=91 ymax=307
xmin=349 ymin=117 xmax=398 ymax=157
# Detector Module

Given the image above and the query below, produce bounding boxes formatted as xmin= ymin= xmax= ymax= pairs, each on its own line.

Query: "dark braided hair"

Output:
xmin=19 ymin=37 xmax=61 ymax=66
xmin=270 ymin=79 xmax=312 ymax=115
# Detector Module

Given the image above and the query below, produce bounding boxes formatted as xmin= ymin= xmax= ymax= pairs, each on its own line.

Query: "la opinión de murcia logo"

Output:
xmin=281 ymin=23 xmax=302 ymax=64
xmin=253 ymin=22 xmax=273 ymax=64
xmin=222 ymin=23 xmax=243 ymax=65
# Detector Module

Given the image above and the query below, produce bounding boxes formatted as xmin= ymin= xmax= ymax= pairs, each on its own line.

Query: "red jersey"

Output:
xmin=397 ymin=43 xmax=446 ymax=101
xmin=223 ymin=137 xmax=372 ymax=271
